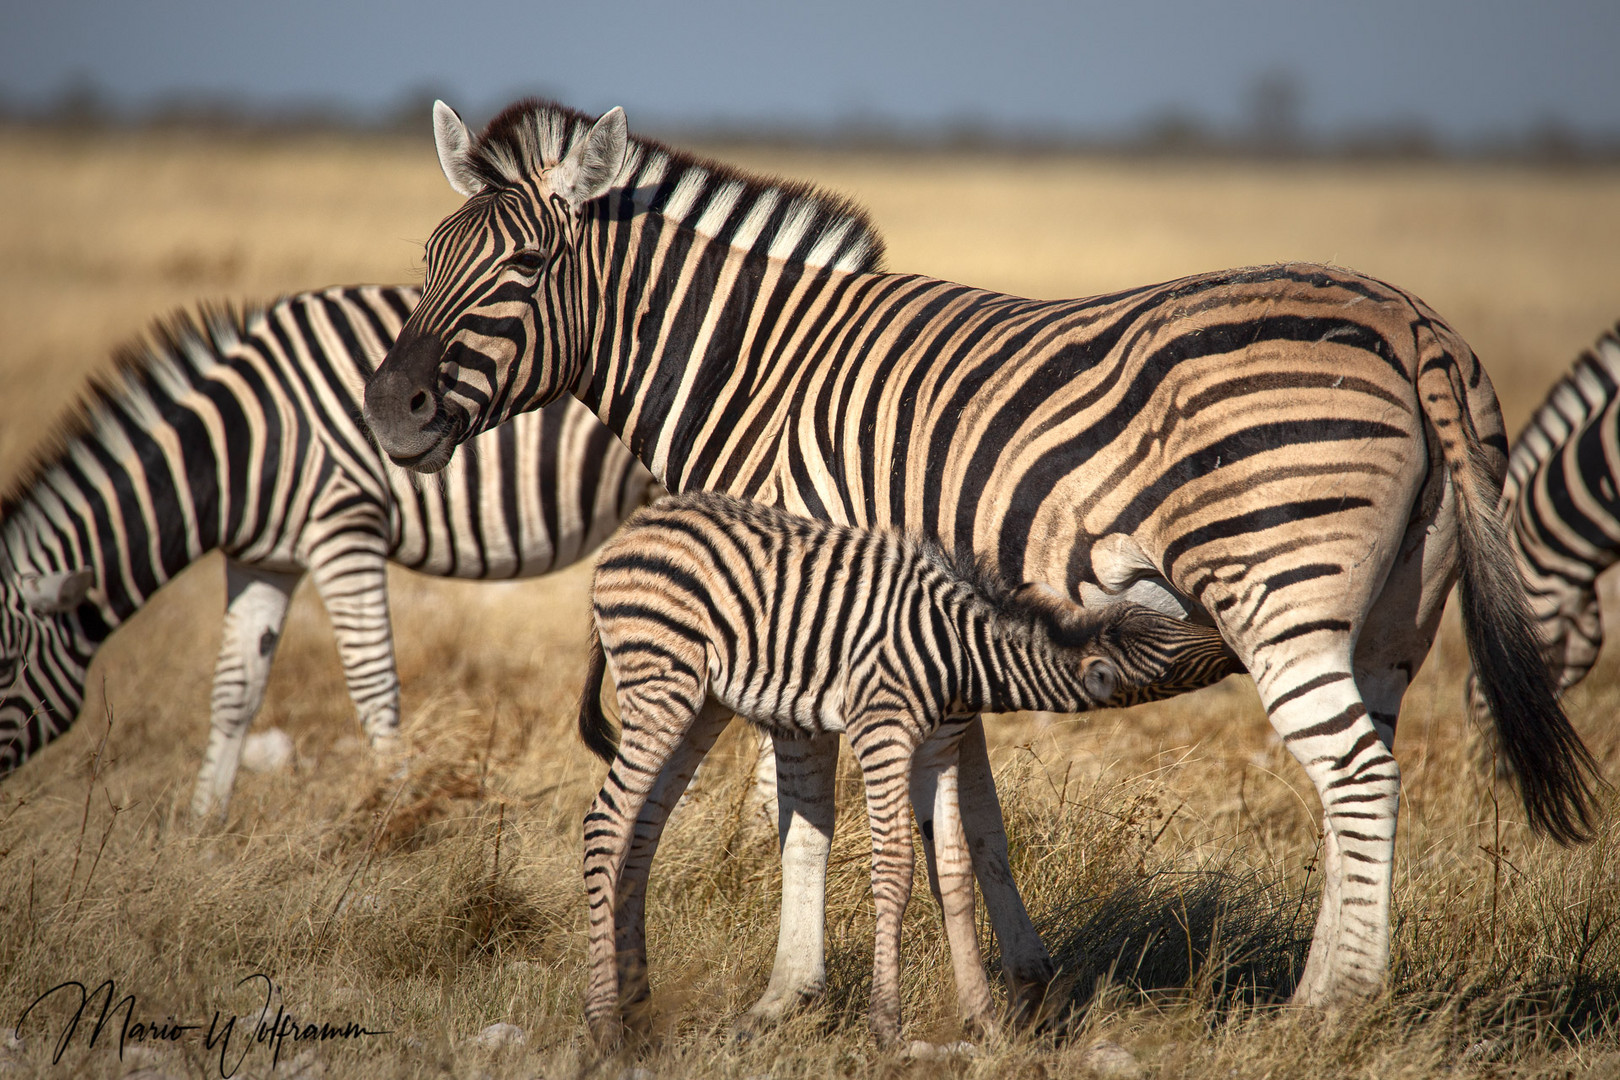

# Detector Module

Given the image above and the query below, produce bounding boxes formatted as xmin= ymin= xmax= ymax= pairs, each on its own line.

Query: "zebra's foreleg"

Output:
xmin=191 ymin=560 xmax=301 ymax=822
xmin=850 ymin=712 xmax=922 ymax=1047
xmin=953 ymin=718 xmax=1054 ymax=1023
xmin=735 ymin=732 xmax=839 ymax=1037
xmin=306 ymin=536 xmax=400 ymax=758
xmin=614 ymin=702 xmax=732 ymax=1030
xmin=910 ymin=717 xmax=995 ymax=1036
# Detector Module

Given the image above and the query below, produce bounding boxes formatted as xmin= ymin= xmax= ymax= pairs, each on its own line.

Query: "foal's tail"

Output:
xmin=577 ymin=627 xmax=618 ymax=763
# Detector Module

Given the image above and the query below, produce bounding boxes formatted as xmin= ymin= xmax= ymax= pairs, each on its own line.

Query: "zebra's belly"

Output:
xmin=711 ymin=674 xmax=847 ymax=736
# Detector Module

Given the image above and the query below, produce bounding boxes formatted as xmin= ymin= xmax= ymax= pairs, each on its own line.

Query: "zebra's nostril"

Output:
xmin=409 ymin=390 xmax=430 ymax=417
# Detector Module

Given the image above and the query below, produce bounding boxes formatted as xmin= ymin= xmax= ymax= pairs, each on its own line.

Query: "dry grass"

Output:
xmin=1 ymin=126 xmax=1620 ymax=1078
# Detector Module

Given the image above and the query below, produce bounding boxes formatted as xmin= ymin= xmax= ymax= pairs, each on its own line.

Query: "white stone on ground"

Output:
xmin=242 ymin=728 xmax=294 ymax=773
xmin=471 ymin=1022 xmax=525 ymax=1049
xmin=1079 ymin=1039 xmax=1143 ymax=1078
xmin=905 ymin=1040 xmax=979 ymax=1060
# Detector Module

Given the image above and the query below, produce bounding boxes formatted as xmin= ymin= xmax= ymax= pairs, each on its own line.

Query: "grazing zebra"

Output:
xmin=577 ymin=492 xmax=1236 ymax=1045
xmin=0 ymin=285 xmax=653 ymax=820
xmin=361 ymin=98 xmax=1599 ymax=1014
xmin=1466 ymin=324 xmax=1620 ymax=745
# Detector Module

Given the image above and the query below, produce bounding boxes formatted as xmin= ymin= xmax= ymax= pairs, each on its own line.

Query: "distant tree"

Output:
xmin=1246 ymin=69 xmax=1303 ymax=151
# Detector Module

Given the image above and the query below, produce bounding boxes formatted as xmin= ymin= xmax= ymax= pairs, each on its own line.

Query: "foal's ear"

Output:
xmin=434 ymin=100 xmax=486 ymax=198
xmin=1081 ymin=657 xmax=1119 ymax=703
xmin=550 ymin=107 xmax=629 ymax=210
xmin=18 ymin=568 xmax=95 ymax=614
xmin=1007 ymin=581 xmax=1073 ymax=612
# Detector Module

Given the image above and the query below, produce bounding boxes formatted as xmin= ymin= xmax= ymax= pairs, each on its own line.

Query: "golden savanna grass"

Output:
xmin=2 ymin=126 xmax=1620 ymax=1078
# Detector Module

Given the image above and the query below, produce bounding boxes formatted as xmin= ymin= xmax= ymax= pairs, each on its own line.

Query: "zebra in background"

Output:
xmin=1467 ymin=324 xmax=1620 ymax=746
xmin=577 ymin=493 xmax=1236 ymax=1045
xmin=361 ymin=98 xmax=1600 ymax=1014
xmin=0 ymin=284 xmax=654 ymax=820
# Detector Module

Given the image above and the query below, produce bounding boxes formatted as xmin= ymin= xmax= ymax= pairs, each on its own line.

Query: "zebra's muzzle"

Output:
xmin=365 ymin=328 xmax=463 ymax=470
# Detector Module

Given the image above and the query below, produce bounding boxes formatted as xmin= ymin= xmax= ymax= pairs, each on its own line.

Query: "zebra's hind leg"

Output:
xmin=850 ymin=710 xmax=923 ymax=1047
xmin=1256 ymin=636 xmax=1401 ymax=1008
xmin=910 ymin=717 xmax=996 ymax=1036
xmin=614 ymin=702 xmax=732 ymax=1031
xmin=583 ymin=681 xmax=707 ymax=1047
xmin=307 ymin=536 xmax=400 ymax=760
xmin=735 ymin=732 xmax=840 ymax=1038
xmin=191 ymin=560 xmax=301 ymax=823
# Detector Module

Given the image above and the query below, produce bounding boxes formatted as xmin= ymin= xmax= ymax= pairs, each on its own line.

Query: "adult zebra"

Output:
xmin=0 ymin=284 xmax=654 ymax=820
xmin=362 ymin=98 xmax=1600 ymax=1014
xmin=1466 ymin=324 xmax=1620 ymax=739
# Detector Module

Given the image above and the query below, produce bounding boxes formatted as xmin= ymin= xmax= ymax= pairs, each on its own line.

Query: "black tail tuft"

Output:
xmin=577 ymin=627 xmax=618 ymax=764
xmin=1457 ymin=449 xmax=1604 ymax=844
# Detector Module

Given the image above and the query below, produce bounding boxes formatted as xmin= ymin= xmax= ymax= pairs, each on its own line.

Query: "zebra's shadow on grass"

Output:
xmin=1031 ymin=866 xmax=1314 ymax=1030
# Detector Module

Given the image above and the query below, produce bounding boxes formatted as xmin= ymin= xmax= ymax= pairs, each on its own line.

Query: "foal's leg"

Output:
xmin=614 ymin=702 xmax=732 ymax=1029
xmin=583 ymin=682 xmax=704 ymax=1045
xmin=953 ymin=718 xmax=1054 ymax=1020
xmin=850 ymin=711 xmax=922 ymax=1047
xmin=910 ymin=718 xmax=995 ymax=1035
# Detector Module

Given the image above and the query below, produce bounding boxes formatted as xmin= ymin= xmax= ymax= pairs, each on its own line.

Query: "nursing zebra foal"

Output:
xmin=0 ymin=285 xmax=653 ymax=820
xmin=1467 ymin=323 xmax=1620 ymax=743
xmin=578 ymin=493 xmax=1235 ymax=1044
xmin=362 ymin=98 xmax=1601 ymax=1013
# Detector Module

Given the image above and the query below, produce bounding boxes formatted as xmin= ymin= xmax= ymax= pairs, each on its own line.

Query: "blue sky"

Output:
xmin=4 ymin=1 xmax=1618 ymax=143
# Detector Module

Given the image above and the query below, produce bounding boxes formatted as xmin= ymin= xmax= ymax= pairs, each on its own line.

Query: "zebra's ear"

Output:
xmin=1081 ymin=657 xmax=1119 ymax=703
xmin=434 ymin=100 xmax=486 ymax=198
xmin=18 ymin=568 xmax=94 ymax=614
xmin=551 ymin=106 xmax=628 ymax=210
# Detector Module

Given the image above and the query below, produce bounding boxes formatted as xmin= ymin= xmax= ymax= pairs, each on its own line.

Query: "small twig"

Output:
xmin=477 ymin=703 xmax=501 ymax=800
xmin=75 ymin=787 xmax=124 ymax=911
xmin=1149 ymin=800 xmax=1184 ymax=849
xmin=1486 ymin=776 xmax=1503 ymax=962
xmin=491 ymin=802 xmax=506 ymax=882
xmin=318 ymin=777 xmax=410 ymax=946
xmin=64 ymin=692 xmax=115 ymax=904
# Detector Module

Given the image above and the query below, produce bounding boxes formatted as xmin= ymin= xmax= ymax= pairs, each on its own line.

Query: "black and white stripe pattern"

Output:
xmin=362 ymin=98 xmax=1600 ymax=1014
xmin=577 ymin=492 xmax=1234 ymax=1045
xmin=1467 ymin=323 xmax=1620 ymax=741
xmin=0 ymin=284 xmax=653 ymax=819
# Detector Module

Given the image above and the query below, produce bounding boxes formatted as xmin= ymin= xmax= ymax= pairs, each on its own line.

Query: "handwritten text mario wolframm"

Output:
xmin=16 ymin=974 xmax=388 ymax=1078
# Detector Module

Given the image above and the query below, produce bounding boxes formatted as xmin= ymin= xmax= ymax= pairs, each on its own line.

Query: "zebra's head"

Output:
xmin=0 ymin=562 xmax=98 ymax=776
xmin=1007 ymin=582 xmax=1239 ymax=707
xmin=364 ymin=100 xmax=629 ymax=473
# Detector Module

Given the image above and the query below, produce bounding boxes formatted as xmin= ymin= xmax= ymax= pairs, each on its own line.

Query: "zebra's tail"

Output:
xmin=1418 ymin=323 xmax=1604 ymax=844
xmin=577 ymin=626 xmax=619 ymax=763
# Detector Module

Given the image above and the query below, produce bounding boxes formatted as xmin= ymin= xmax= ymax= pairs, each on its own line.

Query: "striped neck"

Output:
xmin=572 ymin=201 xmax=879 ymax=495
xmin=955 ymin=591 xmax=1098 ymax=716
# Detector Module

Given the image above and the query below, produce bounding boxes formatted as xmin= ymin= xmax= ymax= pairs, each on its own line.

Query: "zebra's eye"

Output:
xmin=507 ymin=250 xmax=547 ymax=275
